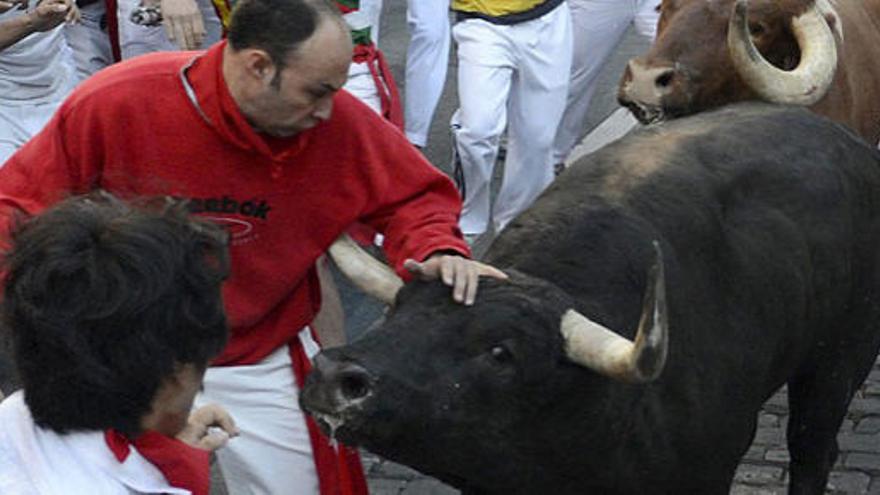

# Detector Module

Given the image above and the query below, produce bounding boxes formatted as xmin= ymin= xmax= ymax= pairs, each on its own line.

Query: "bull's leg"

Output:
xmin=785 ymin=365 xmax=858 ymax=495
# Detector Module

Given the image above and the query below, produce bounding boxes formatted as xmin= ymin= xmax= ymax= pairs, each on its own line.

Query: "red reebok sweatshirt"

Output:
xmin=0 ymin=41 xmax=470 ymax=365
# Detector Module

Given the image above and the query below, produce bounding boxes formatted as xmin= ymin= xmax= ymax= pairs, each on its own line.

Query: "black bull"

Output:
xmin=302 ymin=103 xmax=880 ymax=494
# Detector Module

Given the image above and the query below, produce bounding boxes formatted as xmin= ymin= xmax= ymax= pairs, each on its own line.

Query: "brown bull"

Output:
xmin=618 ymin=0 xmax=880 ymax=144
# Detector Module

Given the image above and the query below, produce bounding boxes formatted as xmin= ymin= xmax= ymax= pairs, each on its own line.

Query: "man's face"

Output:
xmin=141 ymin=363 xmax=206 ymax=437
xmin=247 ymin=18 xmax=352 ymax=137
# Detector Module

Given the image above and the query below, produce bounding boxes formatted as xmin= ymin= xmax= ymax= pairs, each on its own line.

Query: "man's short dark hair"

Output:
xmin=1 ymin=192 xmax=230 ymax=436
xmin=227 ymin=0 xmax=342 ymax=69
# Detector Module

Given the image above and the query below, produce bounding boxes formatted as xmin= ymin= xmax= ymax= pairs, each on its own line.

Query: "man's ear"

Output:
xmin=240 ymin=48 xmax=277 ymax=84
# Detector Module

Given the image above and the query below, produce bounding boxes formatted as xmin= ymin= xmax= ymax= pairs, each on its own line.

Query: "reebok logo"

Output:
xmin=187 ymin=196 xmax=272 ymax=220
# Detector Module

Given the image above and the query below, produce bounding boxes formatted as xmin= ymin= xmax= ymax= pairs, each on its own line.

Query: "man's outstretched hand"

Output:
xmin=404 ymin=254 xmax=507 ymax=306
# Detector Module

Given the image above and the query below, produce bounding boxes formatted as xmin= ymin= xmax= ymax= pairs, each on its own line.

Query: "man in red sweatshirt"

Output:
xmin=0 ymin=0 xmax=505 ymax=493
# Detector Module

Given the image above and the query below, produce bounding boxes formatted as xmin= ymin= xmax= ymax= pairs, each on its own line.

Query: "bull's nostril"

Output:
xmin=340 ymin=373 xmax=370 ymax=401
xmin=655 ymin=71 xmax=674 ymax=88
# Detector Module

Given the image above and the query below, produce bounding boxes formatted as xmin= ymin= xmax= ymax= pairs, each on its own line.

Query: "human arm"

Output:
xmin=143 ymin=0 xmax=204 ymax=50
xmin=0 ymin=108 xmax=94 ymax=241
xmin=175 ymin=404 xmax=239 ymax=451
xmin=0 ymin=0 xmax=25 ymax=14
xmin=343 ymin=101 xmax=506 ymax=304
xmin=0 ymin=0 xmax=78 ymax=52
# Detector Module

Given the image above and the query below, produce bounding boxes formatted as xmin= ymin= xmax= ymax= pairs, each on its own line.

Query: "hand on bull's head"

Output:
xmin=327 ymin=235 xmax=507 ymax=306
xmin=403 ymin=254 xmax=508 ymax=306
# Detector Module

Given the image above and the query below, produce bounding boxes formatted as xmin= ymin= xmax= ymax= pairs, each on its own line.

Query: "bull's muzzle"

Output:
xmin=301 ymin=354 xmax=375 ymax=435
xmin=618 ymin=58 xmax=677 ymax=125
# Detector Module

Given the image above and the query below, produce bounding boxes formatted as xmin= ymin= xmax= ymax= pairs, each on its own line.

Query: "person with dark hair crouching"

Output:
xmin=0 ymin=192 xmax=239 ymax=494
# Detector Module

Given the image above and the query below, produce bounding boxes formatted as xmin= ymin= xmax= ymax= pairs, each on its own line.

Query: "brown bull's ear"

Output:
xmin=727 ymin=0 xmax=837 ymax=105
xmin=328 ymin=234 xmax=403 ymax=305
xmin=560 ymin=241 xmax=668 ymax=383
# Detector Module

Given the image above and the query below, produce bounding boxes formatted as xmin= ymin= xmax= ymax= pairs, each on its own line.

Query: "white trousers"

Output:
xmin=64 ymin=2 xmax=115 ymax=81
xmin=453 ymin=4 xmax=572 ymax=235
xmin=0 ymin=99 xmax=67 ymax=164
xmin=118 ymin=0 xmax=222 ymax=59
xmin=342 ymin=0 xmax=385 ymax=115
xmin=195 ymin=330 xmax=321 ymax=495
xmin=0 ymin=51 xmax=75 ymax=164
xmin=403 ymin=0 xmax=450 ymax=147
xmin=344 ymin=63 xmax=383 ymax=116
xmin=551 ymin=0 xmax=658 ymax=164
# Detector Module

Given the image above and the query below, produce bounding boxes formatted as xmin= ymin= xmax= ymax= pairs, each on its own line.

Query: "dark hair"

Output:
xmin=227 ymin=0 xmax=342 ymax=69
xmin=1 ymin=192 xmax=230 ymax=436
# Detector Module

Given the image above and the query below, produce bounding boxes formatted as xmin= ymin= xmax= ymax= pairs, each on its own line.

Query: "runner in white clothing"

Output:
xmin=451 ymin=0 xmax=572 ymax=237
xmin=403 ymin=0 xmax=450 ymax=148
xmin=0 ymin=193 xmax=238 ymax=494
xmin=0 ymin=0 xmax=78 ymax=162
xmin=551 ymin=0 xmax=659 ymax=170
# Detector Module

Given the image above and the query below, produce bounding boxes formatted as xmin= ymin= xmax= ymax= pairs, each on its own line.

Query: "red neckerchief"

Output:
xmin=352 ymin=43 xmax=404 ymax=131
xmin=291 ymin=331 xmax=368 ymax=495
xmin=104 ymin=429 xmax=211 ymax=495
xmin=184 ymin=41 xmax=311 ymax=164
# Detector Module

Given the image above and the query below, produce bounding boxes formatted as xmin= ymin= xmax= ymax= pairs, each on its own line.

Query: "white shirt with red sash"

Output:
xmin=0 ymin=391 xmax=199 ymax=495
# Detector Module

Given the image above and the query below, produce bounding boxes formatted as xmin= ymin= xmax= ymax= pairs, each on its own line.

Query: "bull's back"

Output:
xmin=494 ymin=102 xmax=880 ymax=394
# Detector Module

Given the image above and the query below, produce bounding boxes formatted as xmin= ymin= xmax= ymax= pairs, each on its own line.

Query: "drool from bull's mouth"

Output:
xmin=312 ymin=411 xmax=346 ymax=441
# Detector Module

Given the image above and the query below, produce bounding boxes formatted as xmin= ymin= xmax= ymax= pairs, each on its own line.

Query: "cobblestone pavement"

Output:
xmin=358 ymin=356 xmax=880 ymax=495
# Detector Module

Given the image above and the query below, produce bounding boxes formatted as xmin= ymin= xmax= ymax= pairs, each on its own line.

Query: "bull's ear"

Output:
xmin=560 ymin=241 xmax=668 ymax=383
xmin=328 ymin=234 xmax=403 ymax=305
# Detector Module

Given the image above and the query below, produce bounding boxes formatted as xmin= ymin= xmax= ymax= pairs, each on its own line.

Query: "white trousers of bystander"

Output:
xmin=403 ymin=0 xmax=450 ymax=147
xmin=453 ymin=3 xmax=572 ymax=235
xmin=551 ymin=0 xmax=659 ymax=165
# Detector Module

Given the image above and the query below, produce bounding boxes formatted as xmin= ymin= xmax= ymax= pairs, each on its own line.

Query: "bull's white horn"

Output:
xmin=560 ymin=241 xmax=668 ymax=383
xmin=328 ymin=234 xmax=403 ymax=305
xmin=727 ymin=0 xmax=837 ymax=105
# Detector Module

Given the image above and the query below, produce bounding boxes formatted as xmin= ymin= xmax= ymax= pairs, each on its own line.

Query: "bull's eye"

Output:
xmin=749 ymin=23 xmax=765 ymax=36
xmin=490 ymin=345 xmax=512 ymax=364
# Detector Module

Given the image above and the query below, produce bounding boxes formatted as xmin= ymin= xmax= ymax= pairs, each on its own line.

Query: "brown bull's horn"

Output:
xmin=560 ymin=241 xmax=668 ymax=383
xmin=727 ymin=0 xmax=837 ymax=105
xmin=328 ymin=234 xmax=403 ymax=305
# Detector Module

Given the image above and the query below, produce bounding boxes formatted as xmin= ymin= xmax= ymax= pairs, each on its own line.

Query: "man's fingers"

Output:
xmin=65 ymin=4 xmax=79 ymax=23
xmin=182 ymin=23 xmax=195 ymax=50
xmin=191 ymin=14 xmax=205 ymax=47
xmin=406 ymin=255 xmax=507 ymax=305
xmin=198 ymin=428 xmax=230 ymax=451
xmin=464 ymin=264 xmax=480 ymax=306
xmin=175 ymin=421 xmax=206 ymax=446
xmin=212 ymin=408 xmax=239 ymax=437
xmin=440 ymin=257 xmax=455 ymax=286
xmin=170 ymin=13 xmax=206 ymax=49
xmin=192 ymin=403 xmax=239 ymax=436
xmin=450 ymin=259 xmax=466 ymax=303
xmin=180 ymin=16 xmax=200 ymax=49
xmin=163 ymin=18 xmax=176 ymax=42
xmin=475 ymin=262 xmax=508 ymax=280
xmin=173 ymin=20 xmax=189 ymax=50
